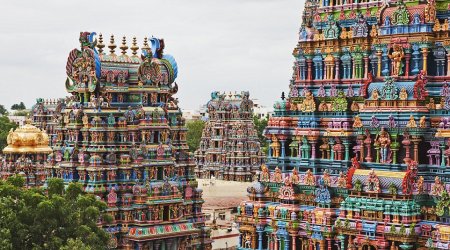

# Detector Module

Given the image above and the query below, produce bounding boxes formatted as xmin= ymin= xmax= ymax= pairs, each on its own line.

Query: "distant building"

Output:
xmin=7 ymin=115 xmax=26 ymax=126
xmin=194 ymin=91 xmax=265 ymax=181
xmin=251 ymin=99 xmax=272 ymax=120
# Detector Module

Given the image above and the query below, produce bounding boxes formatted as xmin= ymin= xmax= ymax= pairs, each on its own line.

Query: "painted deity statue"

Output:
xmin=406 ymin=115 xmax=417 ymax=128
xmin=371 ymin=89 xmax=379 ymax=100
xmin=399 ymin=87 xmax=408 ymax=100
xmin=274 ymin=167 xmax=283 ymax=183
xmin=353 ymin=115 xmax=363 ymax=128
xmin=388 ymin=44 xmax=404 ymax=76
xmin=290 ymin=168 xmax=300 ymax=184
xmin=419 ymin=116 xmax=426 ymax=128
xmin=431 ymin=176 xmax=445 ymax=196
xmin=414 ymin=70 xmax=428 ymax=100
xmin=337 ymin=171 xmax=347 ymax=188
xmin=365 ymin=169 xmax=381 ymax=193
xmin=417 ymin=176 xmax=424 ymax=194
xmin=375 ymin=127 xmax=391 ymax=163
xmin=270 ymin=135 xmax=281 ymax=158
xmin=322 ymin=169 xmax=331 ymax=186
xmin=305 ymin=169 xmax=316 ymax=186
xmin=260 ymin=164 xmax=270 ymax=182
xmin=299 ymin=90 xmax=316 ymax=112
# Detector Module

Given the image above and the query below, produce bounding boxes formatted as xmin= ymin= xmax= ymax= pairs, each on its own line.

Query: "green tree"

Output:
xmin=0 ymin=116 xmax=18 ymax=150
xmin=10 ymin=102 xmax=26 ymax=111
xmin=253 ymin=116 xmax=268 ymax=152
xmin=0 ymin=178 xmax=111 ymax=250
xmin=0 ymin=105 xmax=8 ymax=116
xmin=186 ymin=120 xmax=205 ymax=152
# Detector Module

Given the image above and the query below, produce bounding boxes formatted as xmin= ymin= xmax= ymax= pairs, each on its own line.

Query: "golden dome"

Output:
xmin=3 ymin=119 xmax=52 ymax=154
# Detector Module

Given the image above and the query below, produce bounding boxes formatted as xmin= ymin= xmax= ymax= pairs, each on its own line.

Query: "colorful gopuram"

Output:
xmin=236 ymin=0 xmax=450 ymax=249
xmin=31 ymin=32 xmax=211 ymax=250
xmin=0 ymin=118 xmax=52 ymax=187
xmin=194 ymin=91 xmax=265 ymax=181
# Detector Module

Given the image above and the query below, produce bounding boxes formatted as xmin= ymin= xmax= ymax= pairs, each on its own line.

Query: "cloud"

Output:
xmin=0 ymin=0 xmax=304 ymax=110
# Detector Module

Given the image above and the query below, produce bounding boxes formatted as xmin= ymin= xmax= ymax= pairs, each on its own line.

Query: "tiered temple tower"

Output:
xmin=0 ymin=119 xmax=52 ymax=186
xmin=236 ymin=0 xmax=450 ymax=249
xmin=194 ymin=91 xmax=265 ymax=181
xmin=34 ymin=32 xmax=211 ymax=250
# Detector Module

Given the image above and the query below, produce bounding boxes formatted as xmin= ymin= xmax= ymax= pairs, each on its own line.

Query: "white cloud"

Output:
xmin=0 ymin=0 xmax=304 ymax=110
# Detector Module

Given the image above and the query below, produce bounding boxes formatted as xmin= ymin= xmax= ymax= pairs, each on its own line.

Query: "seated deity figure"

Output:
xmin=399 ymin=87 xmax=408 ymax=100
xmin=388 ymin=44 xmax=405 ymax=76
xmin=290 ymin=168 xmax=300 ymax=184
xmin=406 ymin=115 xmax=417 ymax=128
xmin=299 ymin=90 xmax=316 ymax=112
xmin=305 ymin=169 xmax=316 ymax=186
xmin=431 ymin=176 xmax=445 ymax=196
xmin=375 ymin=127 xmax=391 ymax=163
xmin=353 ymin=115 xmax=363 ymax=128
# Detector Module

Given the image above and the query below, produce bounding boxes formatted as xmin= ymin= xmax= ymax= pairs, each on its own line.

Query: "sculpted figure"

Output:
xmin=388 ymin=44 xmax=404 ymax=76
xmin=419 ymin=116 xmax=426 ymax=128
xmin=375 ymin=127 xmax=391 ymax=163
xmin=399 ymin=87 xmax=408 ymax=100
xmin=353 ymin=115 xmax=363 ymax=128
xmin=406 ymin=115 xmax=417 ymax=128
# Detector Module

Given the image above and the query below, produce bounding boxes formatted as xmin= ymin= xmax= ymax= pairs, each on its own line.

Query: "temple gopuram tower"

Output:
xmin=36 ymin=32 xmax=212 ymax=250
xmin=236 ymin=0 xmax=450 ymax=249
xmin=194 ymin=91 xmax=265 ymax=182
xmin=0 ymin=119 xmax=52 ymax=187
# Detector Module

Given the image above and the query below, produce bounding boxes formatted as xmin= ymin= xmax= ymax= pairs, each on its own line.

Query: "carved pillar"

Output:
xmin=335 ymin=56 xmax=340 ymax=80
xmin=291 ymin=234 xmax=296 ymax=250
xmin=365 ymin=137 xmax=373 ymax=162
xmin=404 ymin=49 xmax=411 ymax=77
xmin=352 ymin=58 xmax=357 ymax=79
xmin=447 ymin=53 xmax=450 ymax=76
xmin=364 ymin=56 xmax=369 ymax=79
xmin=343 ymin=139 xmax=350 ymax=161
xmin=337 ymin=235 xmax=345 ymax=250
xmin=307 ymin=59 xmax=313 ymax=81
xmin=376 ymin=49 xmax=382 ymax=77
xmin=411 ymin=44 xmax=420 ymax=75
xmin=252 ymin=232 xmax=257 ymax=249
xmin=268 ymin=139 xmax=272 ymax=157
xmin=285 ymin=236 xmax=290 ymax=250
xmin=320 ymin=239 xmax=325 ymax=250
xmin=281 ymin=140 xmax=286 ymax=158
xmin=441 ymin=140 xmax=446 ymax=167
xmin=327 ymin=238 xmax=332 ymax=250
xmin=257 ymin=226 xmax=264 ymax=250
xmin=274 ymin=235 xmax=279 ymax=250
xmin=412 ymin=136 xmax=421 ymax=163
xmin=238 ymin=233 xmax=242 ymax=248
xmin=329 ymin=139 xmax=335 ymax=160
xmin=382 ymin=47 xmax=389 ymax=76
xmin=422 ymin=47 xmax=429 ymax=73
xmin=310 ymin=140 xmax=317 ymax=159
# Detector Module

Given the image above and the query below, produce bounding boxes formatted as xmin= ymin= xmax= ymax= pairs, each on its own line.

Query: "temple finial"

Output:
xmin=108 ymin=35 xmax=116 ymax=55
xmin=97 ymin=33 xmax=105 ymax=54
xmin=131 ymin=37 xmax=139 ymax=56
xmin=120 ymin=36 xmax=128 ymax=55
xmin=142 ymin=37 xmax=150 ymax=52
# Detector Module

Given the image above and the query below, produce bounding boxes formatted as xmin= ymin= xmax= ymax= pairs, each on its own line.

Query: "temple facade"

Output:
xmin=194 ymin=91 xmax=265 ymax=182
xmin=236 ymin=0 xmax=450 ymax=249
xmin=0 ymin=119 xmax=52 ymax=187
xmin=31 ymin=32 xmax=212 ymax=250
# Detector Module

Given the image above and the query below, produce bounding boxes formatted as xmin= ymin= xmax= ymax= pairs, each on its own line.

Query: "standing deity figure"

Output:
xmin=371 ymin=89 xmax=379 ymax=100
xmin=322 ymin=169 xmax=331 ymax=186
xmin=270 ymin=135 xmax=281 ymax=158
xmin=259 ymin=164 xmax=270 ymax=182
xmin=419 ymin=116 xmax=426 ymax=128
xmin=388 ymin=115 xmax=397 ymax=128
xmin=388 ymin=44 xmax=404 ymax=76
xmin=414 ymin=70 xmax=428 ymax=100
xmin=417 ymin=176 xmax=424 ymax=194
xmin=274 ymin=167 xmax=283 ymax=183
xmin=375 ymin=127 xmax=391 ymax=163
xmin=290 ymin=168 xmax=300 ymax=184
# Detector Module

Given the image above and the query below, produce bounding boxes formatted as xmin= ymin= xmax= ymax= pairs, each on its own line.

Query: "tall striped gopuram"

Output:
xmin=236 ymin=0 xmax=450 ymax=249
xmin=31 ymin=32 xmax=212 ymax=250
xmin=194 ymin=91 xmax=265 ymax=182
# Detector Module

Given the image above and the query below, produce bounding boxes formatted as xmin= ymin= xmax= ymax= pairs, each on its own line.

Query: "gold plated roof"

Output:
xmin=3 ymin=119 xmax=52 ymax=154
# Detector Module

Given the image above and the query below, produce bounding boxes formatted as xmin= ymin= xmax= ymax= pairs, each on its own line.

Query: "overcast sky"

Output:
xmin=0 ymin=0 xmax=304 ymax=111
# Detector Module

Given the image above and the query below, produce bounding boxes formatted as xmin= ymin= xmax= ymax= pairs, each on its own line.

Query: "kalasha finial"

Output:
xmin=108 ymin=35 xmax=116 ymax=55
xmin=131 ymin=36 xmax=139 ymax=56
xmin=142 ymin=37 xmax=150 ymax=53
xmin=97 ymin=33 xmax=105 ymax=54
xmin=120 ymin=36 xmax=128 ymax=55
